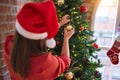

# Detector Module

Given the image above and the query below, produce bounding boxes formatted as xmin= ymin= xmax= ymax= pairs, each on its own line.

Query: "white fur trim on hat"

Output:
xmin=46 ymin=38 xmax=56 ymax=48
xmin=16 ymin=20 xmax=48 ymax=40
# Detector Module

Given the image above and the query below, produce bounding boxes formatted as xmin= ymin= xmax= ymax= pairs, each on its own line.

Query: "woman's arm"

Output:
xmin=61 ymin=28 xmax=74 ymax=57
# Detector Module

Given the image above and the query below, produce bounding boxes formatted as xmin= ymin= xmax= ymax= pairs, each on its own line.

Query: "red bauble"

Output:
xmin=79 ymin=26 xmax=84 ymax=31
xmin=84 ymin=59 xmax=89 ymax=65
xmin=93 ymin=43 xmax=99 ymax=49
xmin=79 ymin=6 xmax=87 ymax=13
xmin=56 ymin=41 xmax=60 ymax=45
xmin=94 ymin=71 xmax=100 ymax=78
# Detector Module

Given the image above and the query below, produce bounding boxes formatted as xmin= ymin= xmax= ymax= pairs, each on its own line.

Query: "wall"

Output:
xmin=0 ymin=0 xmax=30 ymax=79
xmin=0 ymin=0 xmax=17 ymax=79
xmin=84 ymin=0 xmax=100 ymax=30
xmin=0 ymin=0 xmax=98 ymax=80
xmin=115 ymin=0 xmax=120 ymax=32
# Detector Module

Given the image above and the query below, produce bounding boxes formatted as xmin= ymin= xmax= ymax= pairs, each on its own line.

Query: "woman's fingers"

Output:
xmin=60 ymin=14 xmax=70 ymax=26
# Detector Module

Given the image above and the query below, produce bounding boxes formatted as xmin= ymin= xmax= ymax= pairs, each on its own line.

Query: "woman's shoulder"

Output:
xmin=4 ymin=35 xmax=14 ymax=56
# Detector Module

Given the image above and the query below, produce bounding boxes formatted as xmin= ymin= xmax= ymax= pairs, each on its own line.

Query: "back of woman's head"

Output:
xmin=10 ymin=31 xmax=47 ymax=78
xmin=12 ymin=0 xmax=59 ymax=78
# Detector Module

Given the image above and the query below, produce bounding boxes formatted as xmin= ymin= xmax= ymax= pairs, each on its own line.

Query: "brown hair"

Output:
xmin=10 ymin=31 xmax=47 ymax=78
xmin=32 ymin=0 xmax=47 ymax=2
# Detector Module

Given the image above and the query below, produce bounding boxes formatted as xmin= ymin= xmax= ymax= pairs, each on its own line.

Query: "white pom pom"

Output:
xmin=46 ymin=38 xmax=56 ymax=48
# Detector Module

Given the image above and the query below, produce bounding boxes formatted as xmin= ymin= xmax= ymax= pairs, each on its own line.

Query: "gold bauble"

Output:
xmin=58 ymin=0 xmax=64 ymax=6
xmin=66 ymin=25 xmax=73 ymax=31
xmin=65 ymin=72 xmax=74 ymax=80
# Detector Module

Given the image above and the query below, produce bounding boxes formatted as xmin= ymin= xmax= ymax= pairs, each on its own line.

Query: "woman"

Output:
xmin=4 ymin=0 xmax=74 ymax=80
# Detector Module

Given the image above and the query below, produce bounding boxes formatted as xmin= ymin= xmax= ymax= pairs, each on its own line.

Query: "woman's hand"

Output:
xmin=64 ymin=28 xmax=75 ymax=41
xmin=59 ymin=15 xmax=70 ymax=27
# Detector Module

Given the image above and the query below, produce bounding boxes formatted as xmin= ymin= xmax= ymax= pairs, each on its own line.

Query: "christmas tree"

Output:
xmin=52 ymin=0 xmax=102 ymax=80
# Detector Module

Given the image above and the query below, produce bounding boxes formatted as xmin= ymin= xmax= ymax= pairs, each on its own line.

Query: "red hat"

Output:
xmin=16 ymin=0 xmax=59 ymax=48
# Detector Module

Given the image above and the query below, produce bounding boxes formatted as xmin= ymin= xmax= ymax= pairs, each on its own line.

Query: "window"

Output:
xmin=93 ymin=0 xmax=119 ymax=47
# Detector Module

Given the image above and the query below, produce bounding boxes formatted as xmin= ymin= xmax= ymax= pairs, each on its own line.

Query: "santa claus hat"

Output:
xmin=16 ymin=0 xmax=59 ymax=48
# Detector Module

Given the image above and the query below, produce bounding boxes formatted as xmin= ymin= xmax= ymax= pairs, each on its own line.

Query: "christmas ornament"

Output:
xmin=107 ymin=50 xmax=119 ymax=65
xmin=57 ymin=0 xmax=64 ymax=6
xmin=79 ymin=26 xmax=84 ymax=31
xmin=107 ymin=40 xmax=120 ymax=65
xmin=65 ymin=72 xmax=74 ymax=80
xmin=66 ymin=25 xmax=73 ymax=31
xmin=84 ymin=59 xmax=89 ymax=65
xmin=94 ymin=71 xmax=100 ymax=78
xmin=93 ymin=43 xmax=99 ymax=49
xmin=79 ymin=5 xmax=87 ymax=13
xmin=56 ymin=41 xmax=60 ymax=45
